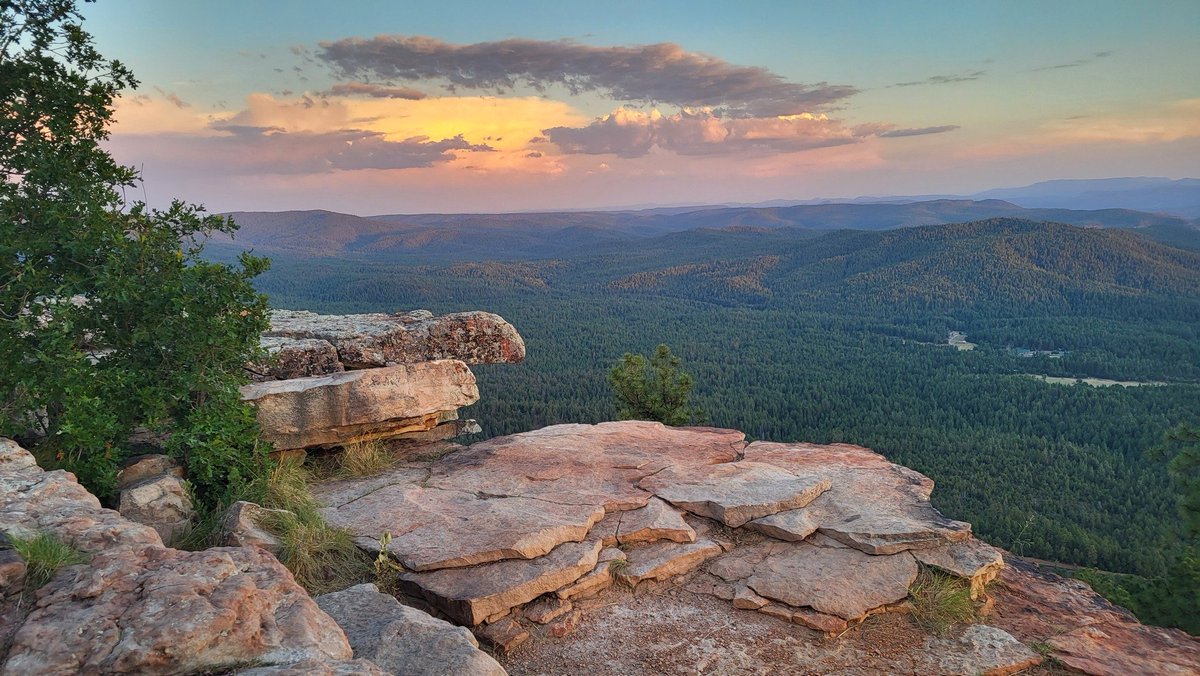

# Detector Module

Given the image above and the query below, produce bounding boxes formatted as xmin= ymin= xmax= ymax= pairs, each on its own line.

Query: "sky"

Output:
xmin=82 ymin=0 xmax=1200 ymax=214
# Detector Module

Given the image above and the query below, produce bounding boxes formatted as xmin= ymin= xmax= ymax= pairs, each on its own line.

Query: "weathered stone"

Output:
xmin=547 ymin=609 xmax=582 ymax=638
xmin=919 ymin=625 xmax=1042 ymax=676
xmin=617 ymin=539 xmax=723 ymax=586
xmin=316 ymin=583 xmax=506 ymax=676
xmin=254 ymin=337 xmax=345 ymax=381
xmin=639 ymin=461 xmax=830 ymax=527
xmin=241 ymin=360 xmax=479 ymax=451
xmin=0 ymin=549 xmax=25 ymax=596
xmin=238 ymin=658 xmax=390 ymax=676
xmin=399 ymin=540 xmax=602 ymax=625
xmin=589 ymin=497 xmax=696 ymax=547
xmin=742 ymin=442 xmax=972 ymax=553
xmin=554 ymin=559 xmax=615 ymax=601
xmin=473 ymin=616 xmax=529 ymax=655
xmin=1 ymin=438 xmax=162 ymax=553
xmin=427 ymin=422 xmax=746 ymax=511
xmin=915 ymin=537 xmax=1005 ymax=599
xmin=265 ymin=309 xmax=526 ymax=368
xmin=745 ymin=541 xmax=918 ymax=620
xmin=525 ymin=596 xmax=573 ymax=624
xmin=787 ymin=606 xmax=851 ymax=634
xmin=220 ymin=500 xmax=288 ymax=554
xmin=315 ymin=472 xmax=605 ymax=571
xmin=3 ymin=544 xmax=351 ymax=675
xmin=118 ymin=473 xmax=195 ymax=543
xmin=991 ymin=557 xmax=1200 ymax=676
xmin=116 ymin=454 xmax=183 ymax=489
xmin=732 ymin=584 xmax=769 ymax=610
xmin=386 ymin=418 xmax=481 ymax=447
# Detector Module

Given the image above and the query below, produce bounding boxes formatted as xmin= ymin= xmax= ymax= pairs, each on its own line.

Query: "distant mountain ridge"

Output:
xmin=217 ymin=198 xmax=1200 ymax=261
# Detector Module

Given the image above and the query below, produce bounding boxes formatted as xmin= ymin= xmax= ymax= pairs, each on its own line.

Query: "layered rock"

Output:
xmin=261 ymin=309 xmax=525 ymax=375
xmin=241 ymin=360 xmax=479 ymax=452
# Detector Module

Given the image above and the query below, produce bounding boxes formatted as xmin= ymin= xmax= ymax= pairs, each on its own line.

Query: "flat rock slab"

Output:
xmin=241 ymin=360 xmax=479 ymax=451
xmin=915 ymin=537 xmax=1005 ymax=599
xmin=3 ymin=544 xmax=351 ymax=675
xmin=399 ymin=540 xmax=603 ymax=625
xmin=745 ymin=541 xmax=919 ymax=620
xmin=617 ymin=539 xmax=724 ymax=586
xmin=428 ymin=422 xmax=746 ymax=511
xmin=639 ymin=461 xmax=830 ymax=527
xmin=318 ymin=480 xmax=604 ymax=571
xmin=742 ymin=441 xmax=972 ymax=553
xmin=920 ymin=625 xmax=1042 ymax=676
xmin=589 ymin=497 xmax=695 ymax=546
xmin=316 ymin=583 xmax=506 ymax=676
xmin=265 ymin=309 xmax=525 ymax=370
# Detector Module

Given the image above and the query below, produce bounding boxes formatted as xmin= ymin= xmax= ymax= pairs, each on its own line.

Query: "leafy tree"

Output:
xmin=0 ymin=0 xmax=271 ymax=509
xmin=608 ymin=344 xmax=702 ymax=426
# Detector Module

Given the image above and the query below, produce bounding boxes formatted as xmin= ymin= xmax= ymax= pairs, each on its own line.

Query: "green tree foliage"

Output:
xmin=1151 ymin=424 xmax=1200 ymax=535
xmin=608 ymin=344 xmax=701 ymax=425
xmin=0 ymin=0 xmax=270 ymax=508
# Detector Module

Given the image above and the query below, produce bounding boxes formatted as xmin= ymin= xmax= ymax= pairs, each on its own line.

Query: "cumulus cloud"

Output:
xmin=542 ymin=108 xmax=877 ymax=157
xmin=879 ymin=125 xmax=960 ymax=138
xmin=893 ymin=71 xmax=985 ymax=87
xmin=318 ymin=36 xmax=855 ymax=116
xmin=327 ymin=82 xmax=428 ymax=99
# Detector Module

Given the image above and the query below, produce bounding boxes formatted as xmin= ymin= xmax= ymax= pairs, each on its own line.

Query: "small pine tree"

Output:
xmin=608 ymin=344 xmax=702 ymax=426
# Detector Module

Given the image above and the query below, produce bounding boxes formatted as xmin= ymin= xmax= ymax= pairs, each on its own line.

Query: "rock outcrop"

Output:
xmin=310 ymin=421 xmax=1199 ymax=675
xmin=0 ymin=438 xmax=357 ymax=675
xmin=116 ymin=455 xmax=195 ymax=543
xmin=260 ymin=309 xmax=525 ymax=376
xmin=243 ymin=309 xmax=525 ymax=454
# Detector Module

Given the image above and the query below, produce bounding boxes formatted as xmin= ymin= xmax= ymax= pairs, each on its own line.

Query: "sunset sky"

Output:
xmin=83 ymin=1 xmax=1200 ymax=214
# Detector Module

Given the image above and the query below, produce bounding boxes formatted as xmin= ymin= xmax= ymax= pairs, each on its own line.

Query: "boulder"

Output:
xmin=117 ymin=473 xmax=195 ymax=543
xmin=399 ymin=540 xmax=602 ymax=625
xmin=639 ymin=461 xmax=830 ymax=527
xmin=264 ymin=309 xmax=526 ymax=370
xmin=616 ymin=539 xmax=724 ymax=586
xmin=238 ymin=658 xmax=390 ymax=675
xmin=316 ymin=583 xmax=506 ymax=676
xmin=241 ymin=360 xmax=479 ymax=451
xmin=0 ymin=439 xmax=162 ymax=553
xmin=220 ymin=501 xmax=288 ymax=555
xmin=3 ymin=544 xmax=351 ymax=675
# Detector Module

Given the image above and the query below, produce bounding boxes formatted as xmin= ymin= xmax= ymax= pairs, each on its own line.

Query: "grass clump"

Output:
xmin=259 ymin=459 xmax=371 ymax=595
xmin=908 ymin=566 xmax=976 ymax=634
xmin=9 ymin=532 xmax=88 ymax=590
xmin=334 ymin=440 xmax=395 ymax=479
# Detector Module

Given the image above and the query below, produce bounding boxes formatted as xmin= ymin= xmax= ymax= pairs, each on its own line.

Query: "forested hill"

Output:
xmin=215 ymin=198 xmax=1200 ymax=260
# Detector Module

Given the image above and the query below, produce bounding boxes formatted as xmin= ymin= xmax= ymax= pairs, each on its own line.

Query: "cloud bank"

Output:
xmin=318 ymin=36 xmax=855 ymax=117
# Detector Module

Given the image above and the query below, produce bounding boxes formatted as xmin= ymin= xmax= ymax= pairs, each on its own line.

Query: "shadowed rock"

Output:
xmin=316 ymin=583 xmax=506 ymax=676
